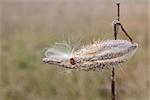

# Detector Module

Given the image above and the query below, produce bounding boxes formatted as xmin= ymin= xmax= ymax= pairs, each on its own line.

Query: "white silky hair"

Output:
xmin=44 ymin=42 xmax=74 ymax=59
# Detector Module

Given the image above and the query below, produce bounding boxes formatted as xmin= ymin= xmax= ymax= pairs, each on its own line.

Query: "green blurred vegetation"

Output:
xmin=0 ymin=0 xmax=149 ymax=100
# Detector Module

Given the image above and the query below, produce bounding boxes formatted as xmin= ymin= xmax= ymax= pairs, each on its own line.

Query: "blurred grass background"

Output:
xmin=0 ymin=0 xmax=149 ymax=100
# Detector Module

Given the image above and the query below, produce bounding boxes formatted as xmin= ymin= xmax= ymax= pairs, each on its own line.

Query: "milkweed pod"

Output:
xmin=43 ymin=40 xmax=138 ymax=71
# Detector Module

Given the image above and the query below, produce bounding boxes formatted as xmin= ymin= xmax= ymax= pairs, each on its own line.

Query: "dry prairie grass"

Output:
xmin=0 ymin=0 xmax=149 ymax=100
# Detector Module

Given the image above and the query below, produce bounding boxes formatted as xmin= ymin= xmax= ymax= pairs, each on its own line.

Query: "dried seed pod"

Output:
xmin=43 ymin=40 xmax=138 ymax=71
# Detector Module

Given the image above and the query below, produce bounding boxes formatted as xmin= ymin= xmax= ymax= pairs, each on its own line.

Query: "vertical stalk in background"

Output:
xmin=111 ymin=67 xmax=115 ymax=100
xmin=111 ymin=2 xmax=120 ymax=100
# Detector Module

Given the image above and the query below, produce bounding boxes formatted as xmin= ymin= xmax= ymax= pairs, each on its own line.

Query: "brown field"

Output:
xmin=0 ymin=0 xmax=149 ymax=100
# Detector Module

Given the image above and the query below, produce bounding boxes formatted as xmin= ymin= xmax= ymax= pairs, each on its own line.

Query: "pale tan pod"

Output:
xmin=43 ymin=40 xmax=138 ymax=71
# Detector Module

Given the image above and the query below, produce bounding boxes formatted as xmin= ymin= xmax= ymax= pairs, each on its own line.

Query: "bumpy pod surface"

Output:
xmin=43 ymin=40 xmax=138 ymax=71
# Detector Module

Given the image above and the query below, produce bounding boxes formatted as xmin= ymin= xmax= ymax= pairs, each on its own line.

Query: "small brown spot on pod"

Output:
xmin=70 ymin=58 xmax=76 ymax=65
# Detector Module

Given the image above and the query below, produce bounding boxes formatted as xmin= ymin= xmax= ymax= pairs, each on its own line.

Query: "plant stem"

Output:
xmin=111 ymin=67 xmax=115 ymax=100
xmin=111 ymin=2 xmax=120 ymax=100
